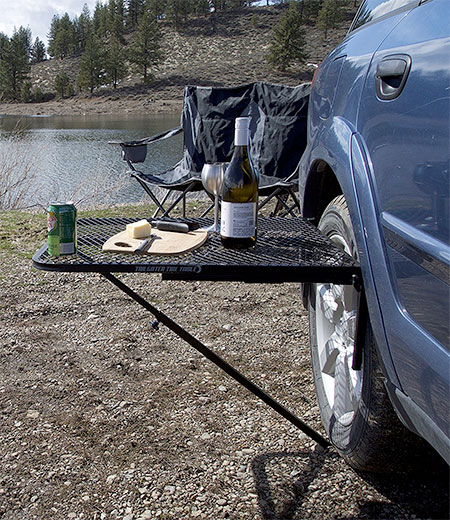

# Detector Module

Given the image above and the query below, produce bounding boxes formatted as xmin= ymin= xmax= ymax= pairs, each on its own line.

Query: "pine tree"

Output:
xmin=115 ymin=0 xmax=127 ymax=39
xmin=93 ymin=1 xmax=110 ymax=39
xmin=77 ymin=31 xmax=105 ymax=93
xmin=0 ymin=32 xmax=9 ymax=62
xmin=105 ymin=36 xmax=128 ymax=88
xmin=166 ymin=0 xmax=191 ymax=31
xmin=126 ymin=0 xmax=146 ymax=30
xmin=47 ymin=13 xmax=75 ymax=59
xmin=302 ymin=0 xmax=322 ymax=20
xmin=317 ymin=0 xmax=342 ymax=39
xmin=21 ymin=81 xmax=32 ymax=102
xmin=16 ymin=27 xmax=33 ymax=62
xmin=54 ymin=72 xmax=72 ymax=98
xmin=0 ymin=30 xmax=31 ymax=100
xmin=73 ymin=4 xmax=92 ymax=55
xmin=31 ymin=37 xmax=46 ymax=63
xmin=267 ymin=1 xmax=307 ymax=72
xmin=146 ymin=0 xmax=167 ymax=21
xmin=129 ymin=11 xmax=163 ymax=82
xmin=107 ymin=0 xmax=126 ymax=42
xmin=47 ymin=15 xmax=60 ymax=57
xmin=191 ymin=0 xmax=210 ymax=17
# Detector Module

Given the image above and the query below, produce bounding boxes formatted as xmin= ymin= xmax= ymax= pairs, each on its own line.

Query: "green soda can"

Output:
xmin=47 ymin=202 xmax=77 ymax=256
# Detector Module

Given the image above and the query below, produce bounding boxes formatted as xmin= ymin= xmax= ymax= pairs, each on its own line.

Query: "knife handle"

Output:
xmin=154 ymin=221 xmax=189 ymax=233
xmin=135 ymin=235 xmax=156 ymax=253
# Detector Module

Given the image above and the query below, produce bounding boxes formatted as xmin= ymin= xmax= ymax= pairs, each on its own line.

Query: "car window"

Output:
xmin=351 ymin=0 xmax=418 ymax=30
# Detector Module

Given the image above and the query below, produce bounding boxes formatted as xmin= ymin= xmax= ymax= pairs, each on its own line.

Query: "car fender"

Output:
xmin=300 ymin=115 xmax=402 ymax=389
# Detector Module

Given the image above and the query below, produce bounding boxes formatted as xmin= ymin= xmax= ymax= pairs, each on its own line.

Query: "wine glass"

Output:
xmin=201 ymin=162 xmax=227 ymax=231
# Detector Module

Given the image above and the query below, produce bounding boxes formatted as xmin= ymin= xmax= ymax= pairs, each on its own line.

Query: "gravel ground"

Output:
xmin=0 ymin=212 xmax=448 ymax=520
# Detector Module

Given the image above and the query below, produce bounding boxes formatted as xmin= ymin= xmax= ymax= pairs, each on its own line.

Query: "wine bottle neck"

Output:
xmin=235 ymin=131 xmax=248 ymax=147
xmin=234 ymin=117 xmax=249 ymax=146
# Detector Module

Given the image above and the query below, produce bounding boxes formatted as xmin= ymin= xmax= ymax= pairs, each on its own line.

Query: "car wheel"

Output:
xmin=309 ymin=195 xmax=419 ymax=471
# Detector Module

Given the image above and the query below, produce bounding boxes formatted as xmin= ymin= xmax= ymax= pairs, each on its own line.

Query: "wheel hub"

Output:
xmin=315 ymin=280 xmax=362 ymax=422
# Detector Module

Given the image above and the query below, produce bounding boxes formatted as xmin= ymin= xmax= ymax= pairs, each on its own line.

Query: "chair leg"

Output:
xmin=133 ymin=175 xmax=167 ymax=215
xmin=285 ymin=188 xmax=301 ymax=216
xmin=200 ymin=202 xmax=215 ymax=217
xmin=158 ymin=184 xmax=196 ymax=218
xmin=258 ymin=188 xmax=282 ymax=212
xmin=273 ymin=193 xmax=298 ymax=217
xmin=272 ymin=193 xmax=288 ymax=217
xmin=258 ymin=187 xmax=301 ymax=217
xmin=152 ymin=190 xmax=172 ymax=218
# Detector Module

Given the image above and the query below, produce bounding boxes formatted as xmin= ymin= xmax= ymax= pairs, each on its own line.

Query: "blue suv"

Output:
xmin=299 ymin=0 xmax=449 ymax=470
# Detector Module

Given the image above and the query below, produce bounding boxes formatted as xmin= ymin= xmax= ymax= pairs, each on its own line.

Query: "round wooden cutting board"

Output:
xmin=102 ymin=228 xmax=208 ymax=256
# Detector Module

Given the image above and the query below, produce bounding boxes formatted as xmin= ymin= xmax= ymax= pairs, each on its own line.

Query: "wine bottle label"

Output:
xmin=221 ymin=201 xmax=256 ymax=238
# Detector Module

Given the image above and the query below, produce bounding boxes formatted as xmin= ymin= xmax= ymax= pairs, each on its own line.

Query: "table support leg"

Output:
xmin=101 ymin=272 xmax=331 ymax=449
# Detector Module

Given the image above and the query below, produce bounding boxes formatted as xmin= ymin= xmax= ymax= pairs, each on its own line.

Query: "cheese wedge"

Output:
xmin=126 ymin=219 xmax=152 ymax=239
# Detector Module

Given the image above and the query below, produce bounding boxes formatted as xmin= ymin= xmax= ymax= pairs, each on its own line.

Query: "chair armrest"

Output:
xmin=109 ymin=126 xmax=183 ymax=164
xmin=109 ymin=126 xmax=183 ymax=147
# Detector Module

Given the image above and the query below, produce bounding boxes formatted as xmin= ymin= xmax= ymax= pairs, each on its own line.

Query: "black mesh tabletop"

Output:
xmin=32 ymin=217 xmax=360 ymax=284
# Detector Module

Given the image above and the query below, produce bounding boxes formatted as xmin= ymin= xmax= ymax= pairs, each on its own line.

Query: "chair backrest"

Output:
xmin=250 ymin=82 xmax=310 ymax=181
xmin=179 ymin=81 xmax=310 ymax=181
xmin=180 ymin=83 xmax=253 ymax=176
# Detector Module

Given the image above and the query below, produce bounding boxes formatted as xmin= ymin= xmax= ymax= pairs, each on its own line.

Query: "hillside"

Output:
xmin=0 ymin=6 xmax=356 ymax=116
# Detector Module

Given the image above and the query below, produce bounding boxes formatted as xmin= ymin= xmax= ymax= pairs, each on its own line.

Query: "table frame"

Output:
xmin=33 ymin=216 xmax=365 ymax=449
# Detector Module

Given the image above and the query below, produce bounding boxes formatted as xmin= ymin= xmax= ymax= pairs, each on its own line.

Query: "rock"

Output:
xmin=138 ymin=512 xmax=153 ymax=520
xmin=106 ymin=474 xmax=117 ymax=485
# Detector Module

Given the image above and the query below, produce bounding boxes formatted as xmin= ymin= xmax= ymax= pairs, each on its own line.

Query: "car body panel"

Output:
xmin=299 ymin=0 xmax=450 ymax=460
xmin=358 ymin=0 xmax=449 ymax=439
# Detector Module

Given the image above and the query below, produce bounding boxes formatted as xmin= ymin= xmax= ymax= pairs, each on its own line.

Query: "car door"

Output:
xmin=358 ymin=0 xmax=449 ymax=438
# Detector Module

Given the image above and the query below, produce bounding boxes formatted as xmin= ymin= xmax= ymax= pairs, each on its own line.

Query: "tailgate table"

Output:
xmin=33 ymin=216 xmax=361 ymax=448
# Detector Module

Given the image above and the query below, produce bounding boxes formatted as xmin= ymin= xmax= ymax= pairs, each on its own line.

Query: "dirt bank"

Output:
xmin=0 ymin=6 xmax=351 ymax=118
xmin=0 ymin=96 xmax=182 ymax=117
xmin=0 ymin=82 xmax=184 ymax=117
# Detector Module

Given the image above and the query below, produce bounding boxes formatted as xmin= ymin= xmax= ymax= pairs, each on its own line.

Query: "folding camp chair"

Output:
xmin=117 ymin=81 xmax=309 ymax=218
xmin=119 ymin=83 xmax=254 ymax=218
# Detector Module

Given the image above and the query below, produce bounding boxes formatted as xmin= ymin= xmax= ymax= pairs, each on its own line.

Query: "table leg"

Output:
xmin=101 ymin=271 xmax=331 ymax=449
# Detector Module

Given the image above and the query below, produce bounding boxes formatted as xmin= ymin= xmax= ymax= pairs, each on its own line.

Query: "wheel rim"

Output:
xmin=314 ymin=232 xmax=362 ymax=425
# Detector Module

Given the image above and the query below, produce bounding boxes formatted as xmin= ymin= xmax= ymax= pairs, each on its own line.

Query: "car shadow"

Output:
xmin=250 ymin=446 xmax=449 ymax=520
xmin=354 ymin=449 xmax=449 ymax=520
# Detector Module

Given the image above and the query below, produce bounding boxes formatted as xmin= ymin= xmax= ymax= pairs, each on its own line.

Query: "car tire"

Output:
xmin=308 ymin=195 xmax=421 ymax=472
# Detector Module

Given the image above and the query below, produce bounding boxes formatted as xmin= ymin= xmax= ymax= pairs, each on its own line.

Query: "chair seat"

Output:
xmin=258 ymin=175 xmax=297 ymax=194
xmin=133 ymin=169 xmax=204 ymax=191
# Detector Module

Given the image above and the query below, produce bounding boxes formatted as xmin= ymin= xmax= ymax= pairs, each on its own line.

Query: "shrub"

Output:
xmin=0 ymin=125 xmax=39 ymax=210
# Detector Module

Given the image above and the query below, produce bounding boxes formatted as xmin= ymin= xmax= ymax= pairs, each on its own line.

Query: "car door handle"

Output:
xmin=376 ymin=54 xmax=411 ymax=100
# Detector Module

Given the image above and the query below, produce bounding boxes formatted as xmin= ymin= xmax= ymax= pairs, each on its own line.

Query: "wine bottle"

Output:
xmin=220 ymin=117 xmax=258 ymax=249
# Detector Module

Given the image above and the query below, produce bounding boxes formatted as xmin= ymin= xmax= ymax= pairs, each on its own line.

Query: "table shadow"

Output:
xmin=250 ymin=446 xmax=449 ymax=520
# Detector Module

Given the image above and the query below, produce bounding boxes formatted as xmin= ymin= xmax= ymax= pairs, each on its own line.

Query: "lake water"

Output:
xmin=0 ymin=113 xmax=183 ymax=208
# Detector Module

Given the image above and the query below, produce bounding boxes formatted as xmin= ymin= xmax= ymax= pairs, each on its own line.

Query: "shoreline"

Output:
xmin=0 ymin=95 xmax=183 ymax=117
